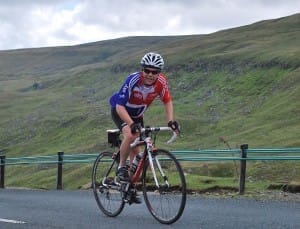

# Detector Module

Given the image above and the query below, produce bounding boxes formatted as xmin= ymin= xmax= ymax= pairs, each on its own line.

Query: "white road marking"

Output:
xmin=0 ymin=218 xmax=26 ymax=224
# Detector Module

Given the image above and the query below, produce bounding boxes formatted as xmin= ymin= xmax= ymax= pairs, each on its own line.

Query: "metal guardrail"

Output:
xmin=172 ymin=148 xmax=300 ymax=161
xmin=2 ymin=154 xmax=98 ymax=165
xmin=0 ymin=145 xmax=299 ymax=193
xmin=2 ymin=148 xmax=300 ymax=165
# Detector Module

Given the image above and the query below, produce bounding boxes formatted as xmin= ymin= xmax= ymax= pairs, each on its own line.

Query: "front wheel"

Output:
xmin=142 ymin=149 xmax=186 ymax=224
xmin=92 ymin=151 xmax=125 ymax=217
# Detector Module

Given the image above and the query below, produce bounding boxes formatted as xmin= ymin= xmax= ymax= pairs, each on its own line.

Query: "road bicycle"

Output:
xmin=92 ymin=126 xmax=186 ymax=224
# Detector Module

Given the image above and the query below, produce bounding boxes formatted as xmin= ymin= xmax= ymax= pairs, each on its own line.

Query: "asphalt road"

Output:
xmin=0 ymin=189 xmax=299 ymax=229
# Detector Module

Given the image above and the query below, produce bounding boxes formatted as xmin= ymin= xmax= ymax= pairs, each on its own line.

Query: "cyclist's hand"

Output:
xmin=130 ymin=123 xmax=141 ymax=135
xmin=168 ymin=121 xmax=180 ymax=134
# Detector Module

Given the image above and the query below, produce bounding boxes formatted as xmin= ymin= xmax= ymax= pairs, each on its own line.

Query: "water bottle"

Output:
xmin=131 ymin=152 xmax=143 ymax=174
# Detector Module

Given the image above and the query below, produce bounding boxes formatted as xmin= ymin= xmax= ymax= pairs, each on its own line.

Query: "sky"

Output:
xmin=0 ymin=0 xmax=299 ymax=51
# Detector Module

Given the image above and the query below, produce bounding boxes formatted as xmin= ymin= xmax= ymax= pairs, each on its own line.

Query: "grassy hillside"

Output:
xmin=0 ymin=13 xmax=299 ymax=190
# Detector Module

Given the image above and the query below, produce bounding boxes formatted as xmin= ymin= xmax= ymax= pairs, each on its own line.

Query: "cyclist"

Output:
xmin=109 ymin=52 xmax=179 ymax=202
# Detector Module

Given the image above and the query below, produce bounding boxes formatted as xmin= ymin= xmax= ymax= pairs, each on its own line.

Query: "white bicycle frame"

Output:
xmin=130 ymin=127 xmax=177 ymax=188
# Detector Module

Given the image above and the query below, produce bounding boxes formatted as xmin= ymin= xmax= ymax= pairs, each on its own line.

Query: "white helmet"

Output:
xmin=140 ymin=52 xmax=164 ymax=70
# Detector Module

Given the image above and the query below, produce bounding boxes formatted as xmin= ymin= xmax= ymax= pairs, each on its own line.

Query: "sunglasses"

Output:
xmin=143 ymin=68 xmax=160 ymax=75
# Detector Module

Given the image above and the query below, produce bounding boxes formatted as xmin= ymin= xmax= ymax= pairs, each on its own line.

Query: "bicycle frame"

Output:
xmin=106 ymin=127 xmax=176 ymax=190
xmin=131 ymin=132 xmax=171 ymax=189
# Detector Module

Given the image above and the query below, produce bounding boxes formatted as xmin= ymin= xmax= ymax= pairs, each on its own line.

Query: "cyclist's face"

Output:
xmin=143 ymin=68 xmax=160 ymax=86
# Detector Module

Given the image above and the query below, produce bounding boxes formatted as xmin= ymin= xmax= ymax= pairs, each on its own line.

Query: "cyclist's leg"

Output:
xmin=111 ymin=108 xmax=130 ymax=181
xmin=111 ymin=108 xmax=142 ymax=182
xmin=128 ymin=117 xmax=144 ymax=163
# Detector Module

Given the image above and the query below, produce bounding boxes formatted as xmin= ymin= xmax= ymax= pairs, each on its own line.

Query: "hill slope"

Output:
xmin=0 ymin=13 xmax=299 ymax=157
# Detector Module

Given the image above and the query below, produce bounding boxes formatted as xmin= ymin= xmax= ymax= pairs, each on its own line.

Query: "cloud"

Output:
xmin=0 ymin=0 xmax=299 ymax=50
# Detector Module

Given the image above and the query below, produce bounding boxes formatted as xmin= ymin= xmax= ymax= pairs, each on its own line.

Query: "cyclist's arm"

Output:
xmin=114 ymin=74 xmax=136 ymax=127
xmin=158 ymin=74 xmax=173 ymax=123
xmin=164 ymin=100 xmax=180 ymax=135
xmin=164 ymin=100 xmax=174 ymax=123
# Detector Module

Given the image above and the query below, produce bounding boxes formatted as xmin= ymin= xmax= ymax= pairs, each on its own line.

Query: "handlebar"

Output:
xmin=107 ymin=126 xmax=178 ymax=148
xmin=130 ymin=126 xmax=178 ymax=148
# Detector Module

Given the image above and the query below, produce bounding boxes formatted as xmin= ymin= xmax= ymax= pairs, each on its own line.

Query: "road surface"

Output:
xmin=0 ymin=189 xmax=299 ymax=228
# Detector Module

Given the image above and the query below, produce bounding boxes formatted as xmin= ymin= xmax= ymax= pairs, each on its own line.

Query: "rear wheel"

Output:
xmin=92 ymin=151 xmax=125 ymax=217
xmin=142 ymin=149 xmax=186 ymax=224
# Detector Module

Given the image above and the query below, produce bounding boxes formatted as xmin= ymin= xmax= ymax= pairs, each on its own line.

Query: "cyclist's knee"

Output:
xmin=122 ymin=126 xmax=136 ymax=141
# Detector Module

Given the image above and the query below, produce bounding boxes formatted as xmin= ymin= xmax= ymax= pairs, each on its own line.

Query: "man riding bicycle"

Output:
xmin=109 ymin=52 xmax=179 ymax=203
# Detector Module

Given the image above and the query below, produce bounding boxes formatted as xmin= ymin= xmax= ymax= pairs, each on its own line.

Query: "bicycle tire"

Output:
xmin=142 ymin=149 xmax=186 ymax=224
xmin=92 ymin=151 xmax=125 ymax=217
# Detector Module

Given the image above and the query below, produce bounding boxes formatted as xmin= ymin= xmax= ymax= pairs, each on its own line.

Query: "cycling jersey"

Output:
xmin=110 ymin=72 xmax=172 ymax=118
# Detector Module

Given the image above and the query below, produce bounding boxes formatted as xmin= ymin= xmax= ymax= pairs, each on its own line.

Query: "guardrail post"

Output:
xmin=239 ymin=144 xmax=248 ymax=194
xmin=0 ymin=155 xmax=6 ymax=188
xmin=57 ymin=152 xmax=64 ymax=190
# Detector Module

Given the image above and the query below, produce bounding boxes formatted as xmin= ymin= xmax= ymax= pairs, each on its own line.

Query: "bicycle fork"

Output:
xmin=147 ymin=150 xmax=170 ymax=189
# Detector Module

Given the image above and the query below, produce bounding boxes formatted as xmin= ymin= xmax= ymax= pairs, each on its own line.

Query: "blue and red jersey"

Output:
xmin=110 ymin=72 xmax=172 ymax=118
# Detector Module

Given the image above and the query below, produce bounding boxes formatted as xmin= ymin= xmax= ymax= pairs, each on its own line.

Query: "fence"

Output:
xmin=1 ymin=145 xmax=300 ymax=194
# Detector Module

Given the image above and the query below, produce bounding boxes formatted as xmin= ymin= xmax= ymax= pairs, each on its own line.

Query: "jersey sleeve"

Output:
xmin=115 ymin=79 xmax=130 ymax=106
xmin=111 ymin=72 xmax=140 ymax=107
xmin=159 ymin=75 xmax=172 ymax=103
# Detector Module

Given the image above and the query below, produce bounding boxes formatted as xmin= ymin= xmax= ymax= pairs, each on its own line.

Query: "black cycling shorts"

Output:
xmin=111 ymin=108 xmax=144 ymax=130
